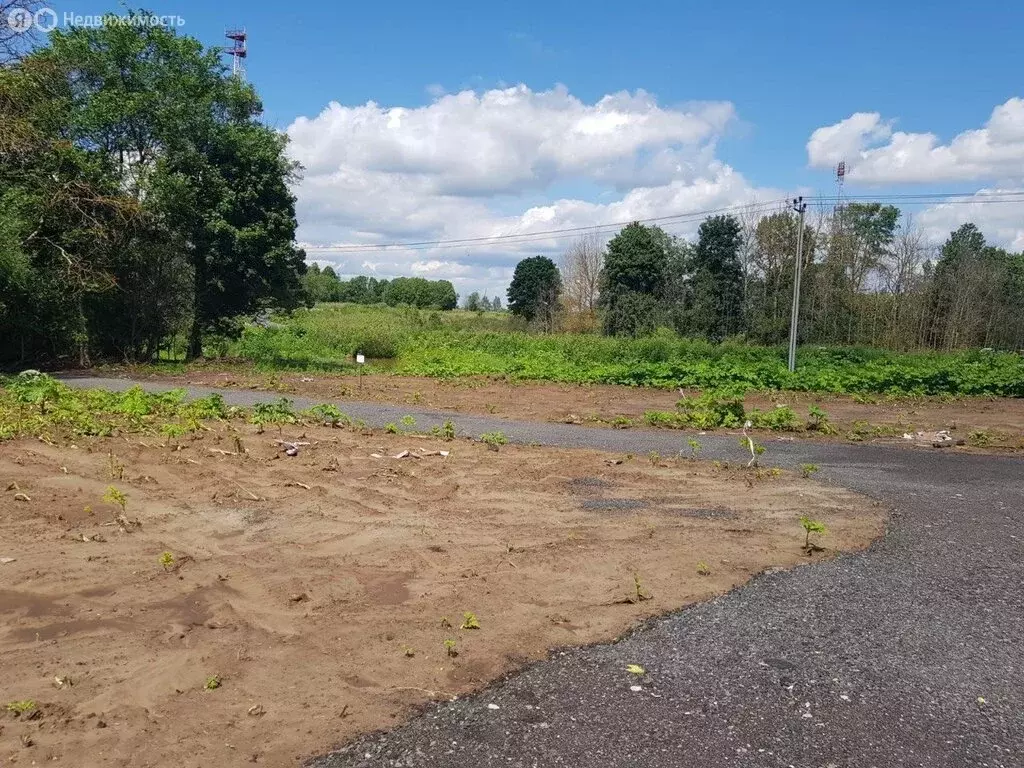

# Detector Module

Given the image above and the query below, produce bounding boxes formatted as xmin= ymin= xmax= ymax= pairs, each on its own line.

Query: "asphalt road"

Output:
xmin=61 ymin=376 xmax=1024 ymax=768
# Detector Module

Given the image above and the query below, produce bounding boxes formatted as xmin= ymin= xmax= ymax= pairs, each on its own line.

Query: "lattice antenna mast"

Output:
xmin=835 ymin=161 xmax=846 ymax=214
xmin=225 ymin=28 xmax=247 ymax=80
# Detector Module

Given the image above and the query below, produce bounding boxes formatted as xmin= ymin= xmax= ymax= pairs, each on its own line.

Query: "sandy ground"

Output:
xmin=1 ymin=423 xmax=882 ymax=766
xmin=120 ymin=366 xmax=1024 ymax=449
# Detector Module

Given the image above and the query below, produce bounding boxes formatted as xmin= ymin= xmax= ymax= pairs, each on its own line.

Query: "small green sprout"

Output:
xmin=385 ymin=422 xmax=399 ymax=434
xmin=159 ymin=551 xmax=175 ymax=570
xmin=625 ymin=664 xmax=645 ymax=675
xmin=800 ymin=516 xmax=827 ymax=549
xmin=686 ymin=438 xmax=702 ymax=459
xmin=444 ymin=639 xmax=458 ymax=658
xmin=6 ymin=700 xmax=35 ymax=715
xmin=102 ymin=485 xmax=127 ymax=512
xmin=800 ymin=463 xmax=820 ymax=478
xmin=204 ymin=675 xmax=221 ymax=690
xmin=696 ymin=561 xmax=711 ymax=576
xmin=400 ymin=415 xmax=416 ymax=428
xmin=461 ymin=612 xmax=481 ymax=630
xmin=402 ymin=645 xmax=416 ymax=658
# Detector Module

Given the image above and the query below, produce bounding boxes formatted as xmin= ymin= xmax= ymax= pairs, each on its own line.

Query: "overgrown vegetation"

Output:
xmin=0 ymin=372 xmax=335 ymax=443
xmin=227 ymin=305 xmax=1024 ymax=397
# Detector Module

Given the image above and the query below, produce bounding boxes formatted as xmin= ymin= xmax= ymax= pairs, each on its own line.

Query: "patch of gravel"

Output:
xmin=567 ymin=476 xmax=615 ymax=492
xmin=579 ymin=498 xmax=649 ymax=511
xmin=664 ymin=506 xmax=738 ymax=519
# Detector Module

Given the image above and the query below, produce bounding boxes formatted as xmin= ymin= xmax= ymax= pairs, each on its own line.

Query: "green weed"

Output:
xmin=480 ymin=431 xmax=508 ymax=448
xmin=799 ymin=516 xmax=826 ymax=549
xmin=6 ymin=700 xmax=35 ymax=715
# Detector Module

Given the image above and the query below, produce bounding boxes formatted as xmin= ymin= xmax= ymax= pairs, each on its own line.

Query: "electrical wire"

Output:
xmin=303 ymin=191 xmax=1024 ymax=253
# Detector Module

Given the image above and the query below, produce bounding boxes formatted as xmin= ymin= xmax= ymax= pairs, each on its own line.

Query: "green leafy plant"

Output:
xmin=648 ymin=451 xmax=660 ymax=466
xmin=625 ymin=664 xmax=645 ymax=675
xmin=460 ymin=611 xmax=481 ymax=630
xmin=480 ymin=431 xmax=508 ymax=448
xmin=444 ymin=639 xmax=458 ymax=658
xmin=103 ymin=485 xmax=127 ymax=512
xmin=160 ymin=422 xmax=188 ymax=440
xmin=400 ymin=415 xmax=417 ymax=428
xmin=250 ymin=398 xmax=297 ymax=434
xmin=800 ymin=463 xmax=820 ymax=478
xmin=6 ymin=700 xmax=35 ymax=715
xmin=806 ymin=405 xmax=837 ymax=434
xmin=307 ymin=403 xmax=349 ymax=427
xmin=749 ymin=405 xmax=801 ymax=431
xmin=384 ymin=422 xmax=399 ymax=434
xmin=686 ymin=438 xmax=702 ymax=459
xmin=204 ymin=675 xmax=221 ymax=690
xmin=696 ymin=561 xmax=711 ymax=576
xmin=159 ymin=551 xmax=175 ymax=570
xmin=799 ymin=516 xmax=826 ymax=549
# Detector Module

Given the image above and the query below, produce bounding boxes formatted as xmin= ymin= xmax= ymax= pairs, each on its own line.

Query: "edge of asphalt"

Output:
xmin=56 ymin=374 xmax=1024 ymax=484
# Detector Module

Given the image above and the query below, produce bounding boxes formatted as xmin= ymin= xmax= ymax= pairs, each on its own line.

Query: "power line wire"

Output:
xmin=303 ymin=191 xmax=1024 ymax=253
xmin=306 ymin=198 xmax=789 ymax=252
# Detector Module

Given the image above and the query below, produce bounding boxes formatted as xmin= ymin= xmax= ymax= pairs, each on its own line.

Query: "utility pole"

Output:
xmin=787 ymin=196 xmax=807 ymax=373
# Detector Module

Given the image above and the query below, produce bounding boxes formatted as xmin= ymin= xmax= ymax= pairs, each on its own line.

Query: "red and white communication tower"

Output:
xmin=225 ymin=28 xmax=247 ymax=80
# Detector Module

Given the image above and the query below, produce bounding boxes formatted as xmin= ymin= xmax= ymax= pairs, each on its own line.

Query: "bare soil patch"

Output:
xmin=2 ymin=424 xmax=881 ymax=766
xmin=125 ymin=366 xmax=1024 ymax=450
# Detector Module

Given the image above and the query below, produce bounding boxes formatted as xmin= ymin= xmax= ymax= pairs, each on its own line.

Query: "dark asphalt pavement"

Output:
xmin=60 ymin=376 xmax=1024 ymax=768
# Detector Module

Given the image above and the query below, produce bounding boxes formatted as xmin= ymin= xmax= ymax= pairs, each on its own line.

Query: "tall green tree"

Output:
xmin=599 ymin=222 xmax=672 ymax=336
xmin=746 ymin=211 xmax=816 ymax=343
xmin=0 ymin=13 xmax=309 ymax=364
xmin=688 ymin=215 xmax=744 ymax=340
xmin=463 ymin=291 xmax=482 ymax=312
xmin=812 ymin=203 xmax=899 ymax=344
xmin=507 ymin=256 xmax=561 ymax=329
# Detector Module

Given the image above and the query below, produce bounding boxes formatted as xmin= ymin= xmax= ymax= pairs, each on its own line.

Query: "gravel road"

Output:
xmin=61 ymin=376 xmax=1024 ymax=768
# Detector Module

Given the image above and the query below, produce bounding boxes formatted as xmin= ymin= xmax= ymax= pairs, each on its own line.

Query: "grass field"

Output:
xmin=223 ymin=304 xmax=1024 ymax=397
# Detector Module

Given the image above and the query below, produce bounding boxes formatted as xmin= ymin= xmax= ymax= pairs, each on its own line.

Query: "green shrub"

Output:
xmin=749 ymin=405 xmax=801 ymax=431
xmin=352 ymin=331 xmax=399 ymax=360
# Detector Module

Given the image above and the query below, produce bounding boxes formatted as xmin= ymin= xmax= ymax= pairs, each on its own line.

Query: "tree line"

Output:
xmin=508 ymin=205 xmax=1024 ymax=351
xmin=1 ymin=10 xmax=307 ymax=366
xmin=303 ymin=264 xmax=457 ymax=310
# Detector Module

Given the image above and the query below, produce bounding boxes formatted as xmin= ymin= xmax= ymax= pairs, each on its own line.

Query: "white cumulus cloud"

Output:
xmin=807 ymin=98 xmax=1024 ymax=184
xmin=287 ymin=84 xmax=781 ymax=297
xmin=917 ymin=189 xmax=1024 ymax=252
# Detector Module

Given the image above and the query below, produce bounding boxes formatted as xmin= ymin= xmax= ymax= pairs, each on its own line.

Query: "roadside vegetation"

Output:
xmin=221 ymin=305 xmax=1024 ymax=397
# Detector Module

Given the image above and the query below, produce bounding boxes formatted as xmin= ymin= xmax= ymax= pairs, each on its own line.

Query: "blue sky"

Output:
xmin=35 ymin=0 xmax=1024 ymax=295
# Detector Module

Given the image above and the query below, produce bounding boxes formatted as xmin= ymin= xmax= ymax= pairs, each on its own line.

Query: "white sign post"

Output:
xmin=356 ymin=352 xmax=365 ymax=390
